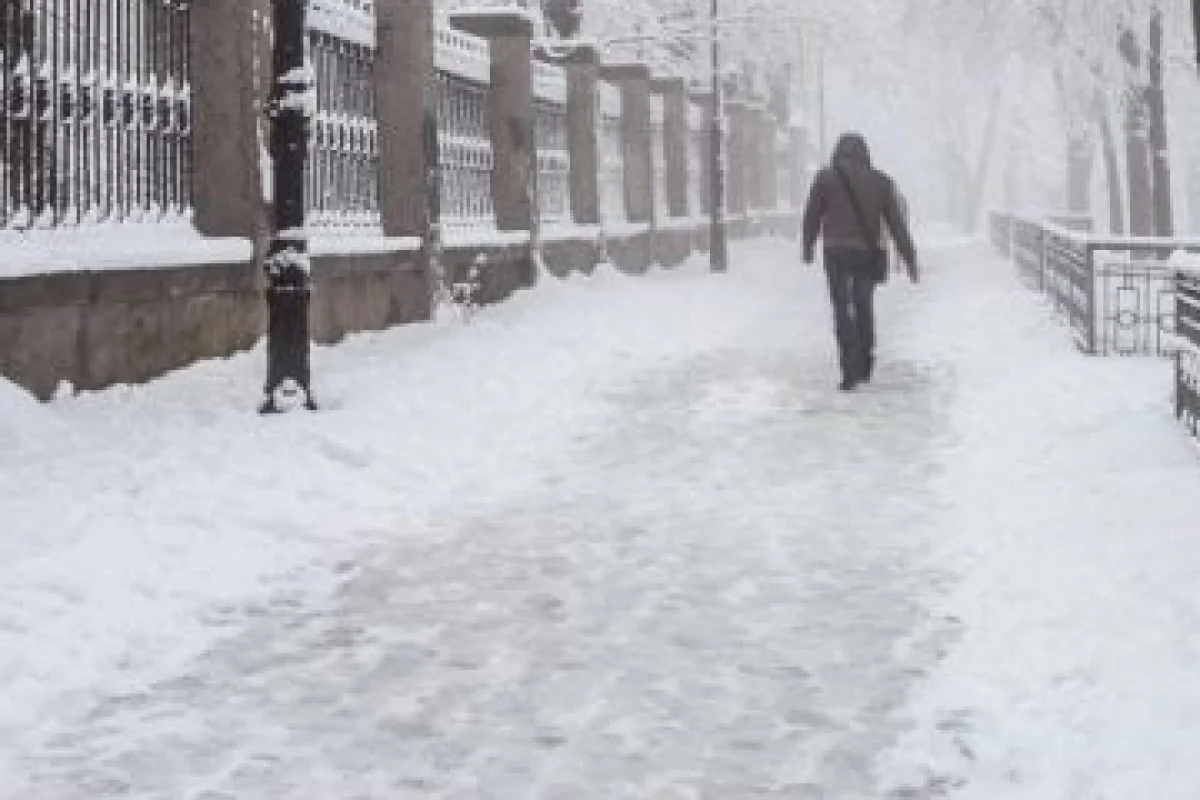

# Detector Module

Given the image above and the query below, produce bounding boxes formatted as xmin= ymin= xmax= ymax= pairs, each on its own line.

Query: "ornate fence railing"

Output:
xmin=532 ymin=59 xmax=569 ymax=226
xmin=596 ymin=79 xmax=624 ymax=225
xmin=434 ymin=23 xmax=494 ymax=232
xmin=991 ymin=210 xmax=1200 ymax=447
xmin=1175 ymin=268 xmax=1200 ymax=440
xmin=990 ymin=211 xmax=1200 ymax=356
xmin=306 ymin=1 xmax=380 ymax=234
xmin=649 ymin=93 xmax=667 ymax=222
xmin=1 ymin=0 xmax=192 ymax=230
xmin=687 ymin=98 xmax=709 ymax=218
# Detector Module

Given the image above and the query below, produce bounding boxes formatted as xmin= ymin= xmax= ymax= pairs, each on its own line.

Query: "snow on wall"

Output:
xmin=0 ymin=224 xmax=252 ymax=278
xmin=435 ymin=23 xmax=492 ymax=85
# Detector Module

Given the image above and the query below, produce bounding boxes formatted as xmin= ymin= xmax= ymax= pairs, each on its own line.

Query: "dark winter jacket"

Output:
xmin=802 ymin=134 xmax=917 ymax=270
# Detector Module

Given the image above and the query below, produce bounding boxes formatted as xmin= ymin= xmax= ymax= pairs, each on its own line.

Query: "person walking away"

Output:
xmin=802 ymin=133 xmax=919 ymax=391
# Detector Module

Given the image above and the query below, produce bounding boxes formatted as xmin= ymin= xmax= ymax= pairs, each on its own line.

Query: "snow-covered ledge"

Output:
xmin=309 ymin=234 xmax=423 ymax=256
xmin=0 ymin=223 xmax=252 ymax=279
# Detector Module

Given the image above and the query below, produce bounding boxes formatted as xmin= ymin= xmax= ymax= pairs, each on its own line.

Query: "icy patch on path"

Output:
xmin=5 ymin=240 xmax=959 ymax=798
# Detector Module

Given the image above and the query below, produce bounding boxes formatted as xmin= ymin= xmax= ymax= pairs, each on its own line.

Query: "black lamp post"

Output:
xmin=261 ymin=0 xmax=316 ymax=413
xmin=1194 ymin=0 xmax=1200 ymax=72
xmin=709 ymin=0 xmax=728 ymax=272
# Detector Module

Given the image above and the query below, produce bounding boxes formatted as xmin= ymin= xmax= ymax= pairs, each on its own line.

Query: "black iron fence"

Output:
xmin=1 ymin=0 xmax=192 ymax=230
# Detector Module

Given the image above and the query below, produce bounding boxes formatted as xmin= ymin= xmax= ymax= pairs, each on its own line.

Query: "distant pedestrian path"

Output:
xmin=4 ymin=238 xmax=1200 ymax=798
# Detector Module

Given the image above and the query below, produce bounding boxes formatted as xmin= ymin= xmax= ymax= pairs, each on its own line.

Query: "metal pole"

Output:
xmin=261 ymin=0 xmax=316 ymax=413
xmin=1193 ymin=0 xmax=1200 ymax=73
xmin=709 ymin=0 xmax=727 ymax=272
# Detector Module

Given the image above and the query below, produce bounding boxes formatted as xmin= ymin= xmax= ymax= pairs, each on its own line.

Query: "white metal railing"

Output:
xmin=535 ymin=101 xmax=570 ymax=225
xmin=435 ymin=24 xmax=495 ymax=231
xmin=307 ymin=14 xmax=382 ymax=234
xmin=649 ymin=94 xmax=668 ymax=220
xmin=688 ymin=100 xmax=710 ymax=218
xmin=533 ymin=59 xmax=569 ymax=225
xmin=597 ymin=80 xmax=625 ymax=223
xmin=434 ymin=21 xmax=491 ymax=85
xmin=1 ymin=0 xmax=193 ymax=231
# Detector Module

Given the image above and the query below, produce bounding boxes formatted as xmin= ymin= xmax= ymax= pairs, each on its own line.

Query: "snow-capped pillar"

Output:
xmin=190 ymin=0 xmax=272 ymax=242
xmin=602 ymin=64 xmax=653 ymax=225
xmin=376 ymin=0 xmax=436 ymax=239
xmin=561 ymin=45 xmax=600 ymax=226
xmin=450 ymin=11 xmax=536 ymax=236
xmin=654 ymin=78 xmax=689 ymax=220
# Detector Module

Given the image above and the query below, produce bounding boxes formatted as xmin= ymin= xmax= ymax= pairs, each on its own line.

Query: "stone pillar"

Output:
xmin=603 ymin=64 xmax=653 ymax=225
xmin=561 ymin=46 xmax=600 ymax=225
xmin=450 ymin=12 xmax=535 ymax=234
xmin=655 ymin=78 xmax=689 ymax=219
xmin=376 ymin=0 xmax=436 ymax=239
xmin=190 ymin=0 xmax=271 ymax=244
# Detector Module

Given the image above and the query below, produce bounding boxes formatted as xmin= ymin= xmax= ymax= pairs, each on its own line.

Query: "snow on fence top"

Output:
xmin=533 ymin=60 xmax=568 ymax=105
xmin=1171 ymin=251 xmax=1200 ymax=279
xmin=435 ymin=23 xmax=492 ymax=84
xmin=308 ymin=0 xmax=376 ymax=47
xmin=598 ymin=81 xmax=623 ymax=119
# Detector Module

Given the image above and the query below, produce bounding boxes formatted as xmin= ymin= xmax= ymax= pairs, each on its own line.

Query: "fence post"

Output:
xmin=190 ymin=0 xmax=271 ymax=244
xmin=1086 ymin=243 xmax=1099 ymax=354
xmin=561 ymin=45 xmax=600 ymax=226
xmin=450 ymin=11 xmax=536 ymax=286
xmin=376 ymin=0 xmax=436 ymax=243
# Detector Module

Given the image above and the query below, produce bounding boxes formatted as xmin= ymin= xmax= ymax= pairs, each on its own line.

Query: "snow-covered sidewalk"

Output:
xmin=2 ymin=237 xmax=1200 ymax=798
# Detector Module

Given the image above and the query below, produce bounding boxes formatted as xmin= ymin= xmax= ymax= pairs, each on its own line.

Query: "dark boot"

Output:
xmin=861 ymin=354 xmax=874 ymax=382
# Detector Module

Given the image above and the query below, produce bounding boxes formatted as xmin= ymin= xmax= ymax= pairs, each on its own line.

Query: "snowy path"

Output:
xmin=4 ymin=239 xmax=1200 ymax=798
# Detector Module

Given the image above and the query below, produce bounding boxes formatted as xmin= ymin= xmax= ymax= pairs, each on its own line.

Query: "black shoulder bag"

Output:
xmin=834 ymin=166 xmax=888 ymax=283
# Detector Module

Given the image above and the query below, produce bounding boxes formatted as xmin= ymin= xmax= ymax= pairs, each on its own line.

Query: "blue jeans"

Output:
xmin=824 ymin=248 xmax=878 ymax=381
